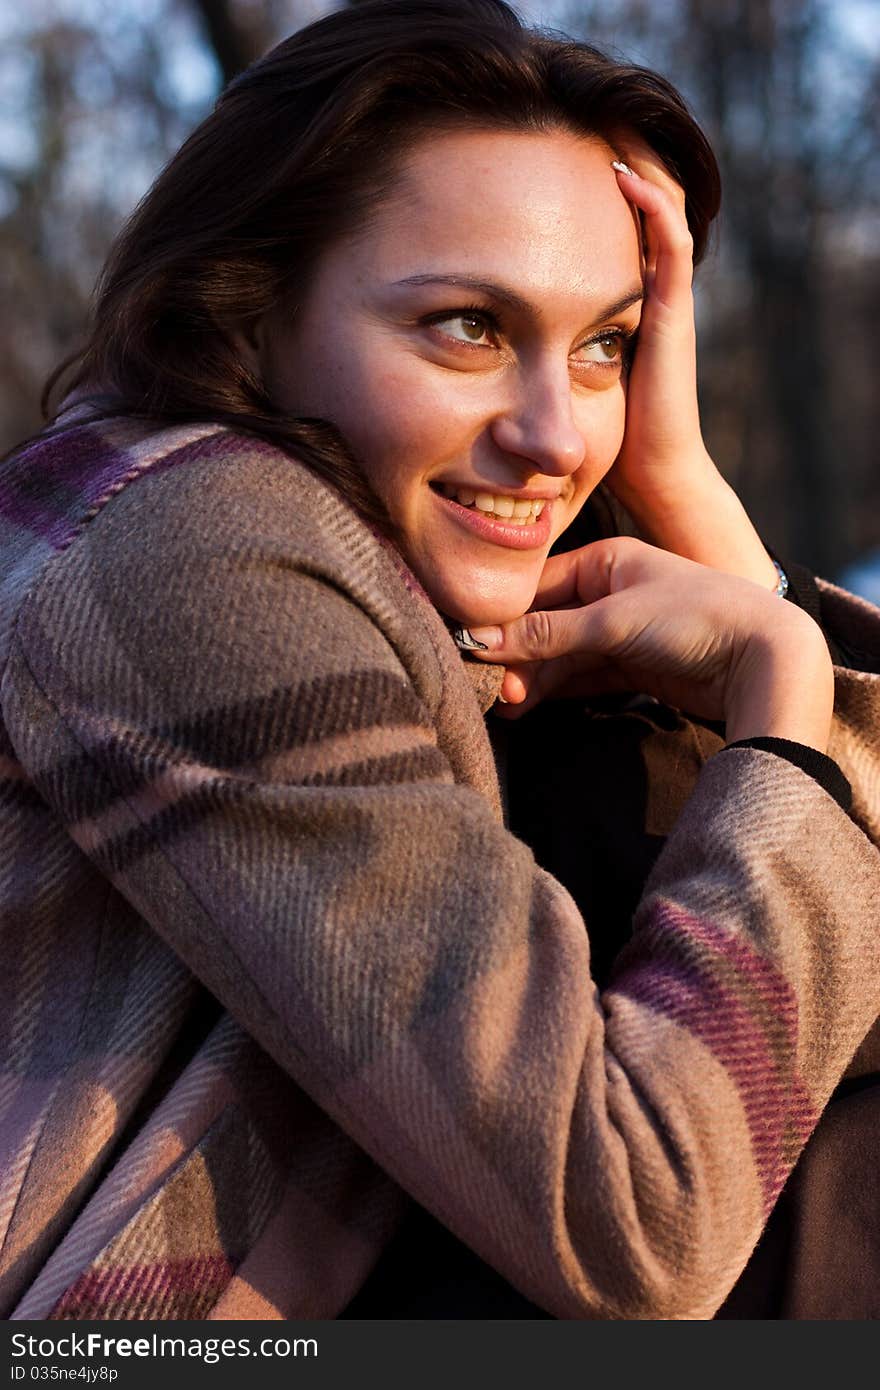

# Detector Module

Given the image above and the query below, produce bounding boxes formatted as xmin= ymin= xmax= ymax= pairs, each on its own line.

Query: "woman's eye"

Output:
xmin=576 ymin=334 xmax=624 ymax=365
xmin=431 ymin=313 xmax=493 ymax=345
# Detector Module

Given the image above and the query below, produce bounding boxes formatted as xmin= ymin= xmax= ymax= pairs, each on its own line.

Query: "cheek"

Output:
xmin=339 ymin=367 xmax=481 ymax=493
xmin=562 ymin=389 xmax=627 ymax=523
xmin=578 ymin=385 xmax=628 ymax=472
xmin=345 ymin=392 xmax=430 ymax=492
xmin=604 ymin=382 xmax=628 ymax=450
xmin=310 ymin=361 xmax=416 ymax=479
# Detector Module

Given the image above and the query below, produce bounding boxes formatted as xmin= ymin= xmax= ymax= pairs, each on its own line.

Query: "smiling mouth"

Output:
xmin=430 ymin=482 xmax=547 ymax=525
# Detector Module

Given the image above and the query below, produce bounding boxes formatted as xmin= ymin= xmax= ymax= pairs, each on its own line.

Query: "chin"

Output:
xmin=425 ymin=579 xmax=538 ymax=629
xmin=458 ymin=600 xmax=534 ymax=627
xmin=403 ymin=545 xmax=543 ymax=628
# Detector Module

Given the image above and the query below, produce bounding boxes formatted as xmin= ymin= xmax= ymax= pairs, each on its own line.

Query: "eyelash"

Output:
xmin=423 ymin=304 xmax=639 ymax=370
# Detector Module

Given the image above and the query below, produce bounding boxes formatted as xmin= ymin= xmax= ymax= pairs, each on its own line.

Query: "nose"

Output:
xmin=488 ymin=364 xmax=586 ymax=476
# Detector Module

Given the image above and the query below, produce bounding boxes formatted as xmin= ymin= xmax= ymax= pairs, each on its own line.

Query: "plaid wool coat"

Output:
xmin=1 ymin=417 xmax=879 ymax=1320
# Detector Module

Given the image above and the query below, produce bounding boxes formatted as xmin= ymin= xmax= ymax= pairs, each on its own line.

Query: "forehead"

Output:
xmin=355 ymin=126 xmax=643 ymax=305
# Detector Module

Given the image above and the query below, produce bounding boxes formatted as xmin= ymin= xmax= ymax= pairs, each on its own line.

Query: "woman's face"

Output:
xmin=256 ymin=127 xmax=644 ymax=624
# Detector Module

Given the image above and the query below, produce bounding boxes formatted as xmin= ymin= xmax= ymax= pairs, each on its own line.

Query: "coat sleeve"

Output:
xmin=5 ymin=450 xmax=880 ymax=1321
xmin=816 ymin=576 xmax=880 ymax=849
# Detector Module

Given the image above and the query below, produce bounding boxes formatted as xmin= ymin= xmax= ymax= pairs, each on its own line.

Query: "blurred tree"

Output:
xmin=0 ymin=1 xmax=321 ymax=454
xmin=684 ymin=0 xmax=846 ymax=576
xmin=563 ymin=0 xmax=880 ymax=575
xmin=190 ymin=0 xmax=275 ymax=81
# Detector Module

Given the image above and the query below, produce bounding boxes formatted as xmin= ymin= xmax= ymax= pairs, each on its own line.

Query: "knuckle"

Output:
xmin=657 ymin=177 xmax=688 ymax=214
xmin=521 ymin=608 xmax=554 ymax=653
xmin=606 ymin=535 xmax=647 ymax=566
xmin=587 ymin=535 xmax=650 ymax=594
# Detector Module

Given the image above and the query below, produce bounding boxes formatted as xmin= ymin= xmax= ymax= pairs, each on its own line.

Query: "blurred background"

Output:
xmin=1 ymin=0 xmax=878 ymax=594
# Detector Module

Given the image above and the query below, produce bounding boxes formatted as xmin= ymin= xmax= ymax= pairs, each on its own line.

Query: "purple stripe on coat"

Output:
xmin=51 ymin=1253 xmax=234 ymax=1320
xmin=684 ymin=911 xmax=801 ymax=1055
xmin=0 ymin=429 xmax=123 ymax=548
xmin=0 ymin=427 xmax=231 ymax=552
xmin=612 ymin=902 xmax=816 ymax=1214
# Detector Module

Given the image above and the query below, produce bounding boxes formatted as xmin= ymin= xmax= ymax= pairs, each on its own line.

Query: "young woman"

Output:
xmin=2 ymin=0 xmax=879 ymax=1320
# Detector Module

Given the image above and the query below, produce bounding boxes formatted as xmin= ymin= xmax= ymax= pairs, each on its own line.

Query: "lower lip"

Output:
xmin=432 ymin=490 xmax=553 ymax=549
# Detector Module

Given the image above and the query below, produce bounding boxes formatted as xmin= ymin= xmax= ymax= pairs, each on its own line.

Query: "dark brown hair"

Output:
xmin=45 ymin=0 xmax=721 ymax=523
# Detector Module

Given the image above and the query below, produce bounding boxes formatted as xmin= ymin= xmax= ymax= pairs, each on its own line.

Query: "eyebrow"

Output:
xmin=392 ymin=274 xmax=644 ymax=324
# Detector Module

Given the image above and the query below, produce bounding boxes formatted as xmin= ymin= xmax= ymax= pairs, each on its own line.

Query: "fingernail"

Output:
xmin=465 ymin=626 xmax=502 ymax=651
xmin=452 ymin=626 xmax=489 ymax=652
xmin=611 ymin=159 xmax=635 ymax=177
xmin=496 ymin=692 xmax=509 ymax=705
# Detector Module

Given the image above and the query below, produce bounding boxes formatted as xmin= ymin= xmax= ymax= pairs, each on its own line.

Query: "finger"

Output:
xmin=494 ymin=658 xmax=639 ymax=718
xmin=613 ymin=166 xmax=692 ymax=300
xmin=613 ymin=136 xmax=688 ymax=278
xmin=528 ymin=550 xmax=597 ymax=611
xmin=611 ymin=139 xmax=686 ymax=269
xmin=612 ymin=164 xmax=693 ymax=306
xmin=531 ymin=537 xmax=646 ymax=611
xmin=494 ymin=662 xmax=557 ymax=718
xmin=500 ymin=666 xmax=532 ymax=703
xmin=468 ymin=597 xmax=632 ymax=666
xmin=615 ymin=136 xmax=687 ymax=212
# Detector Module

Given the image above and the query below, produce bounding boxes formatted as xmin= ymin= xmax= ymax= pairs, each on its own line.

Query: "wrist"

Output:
xmin=725 ymin=619 xmax=834 ymax=752
xmin=610 ymin=445 xmax=716 ymax=516
xmin=616 ymin=466 xmax=779 ymax=591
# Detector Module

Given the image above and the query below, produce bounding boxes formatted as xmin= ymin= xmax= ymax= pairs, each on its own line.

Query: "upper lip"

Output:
xmin=434 ymin=481 xmax=563 ymax=501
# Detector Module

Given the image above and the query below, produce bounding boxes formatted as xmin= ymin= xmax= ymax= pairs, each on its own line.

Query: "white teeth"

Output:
xmin=440 ymin=486 xmax=550 ymax=521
